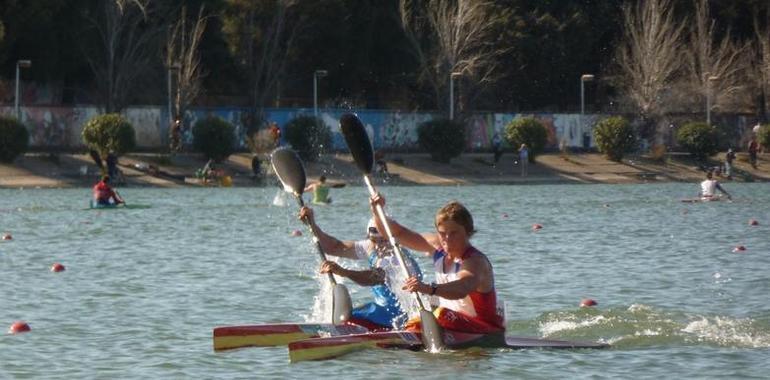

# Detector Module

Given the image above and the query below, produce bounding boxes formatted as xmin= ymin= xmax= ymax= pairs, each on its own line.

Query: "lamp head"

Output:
xmin=17 ymin=60 xmax=32 ymax=68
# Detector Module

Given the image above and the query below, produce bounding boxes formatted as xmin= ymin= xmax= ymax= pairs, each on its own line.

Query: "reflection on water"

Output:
xmin=1 ymin=184 xmax=769 ymax=378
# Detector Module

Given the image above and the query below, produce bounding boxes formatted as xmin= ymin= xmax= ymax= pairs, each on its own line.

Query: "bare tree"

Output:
xmin=753 ymin=8 xmax=770 ymax=121
xmin=398 ymin=0 xmax=508 ymax=114
xmin=222 ymin=0 xmax=299 ymax=134
xmin=684 ymin=0 xmax=749 ymax=116
xmin=616 ymin=0 xmax=685 ymax=118
xmin=165 ymin=5 xmax=207 ymax=152
xmin=82 ymin=0 xmax=162 ymax=113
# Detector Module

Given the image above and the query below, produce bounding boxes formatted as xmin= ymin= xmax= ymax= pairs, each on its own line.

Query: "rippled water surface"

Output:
xmin=1 ymin=183 xmax=769 ymax=379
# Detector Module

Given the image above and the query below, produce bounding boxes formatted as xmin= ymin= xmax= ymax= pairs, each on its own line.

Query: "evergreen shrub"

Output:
xmin=283 ymin=116 xmax=332 ymax=162
xmin=676 ymin=122 xmax=718 ymax=160
xmin=192 ymin=116 xmax=236 ymax=162
xmin=503 ymin=117 xmax=547 ymax=162
xmin=82 ymin=113 xmax=136 ymax=157
xmin=593 ymin=116 xmax=637 ymax=161
xmin=417 ymin=118 xmax=465 ymax=163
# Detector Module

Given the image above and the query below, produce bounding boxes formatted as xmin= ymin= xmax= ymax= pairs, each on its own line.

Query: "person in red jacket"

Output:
xmin=92 ymin=176 xmax=124 ymax=206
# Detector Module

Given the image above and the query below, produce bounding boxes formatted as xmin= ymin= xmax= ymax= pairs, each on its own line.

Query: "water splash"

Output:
xmin=272 ymin=190 xmax=288 ymax=207
xmin=523 ymin=304 xmax=770 ymax=349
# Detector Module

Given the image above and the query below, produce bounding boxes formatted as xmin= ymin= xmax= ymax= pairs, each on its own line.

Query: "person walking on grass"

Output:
xmin=518 ymin=144 xmax=529 ymax=177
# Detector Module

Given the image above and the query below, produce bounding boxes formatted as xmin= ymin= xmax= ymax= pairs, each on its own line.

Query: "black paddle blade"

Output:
xmin=339 ymin=113 xmax=374 ymax=174
xmin=270 ymin=147 xmax=306 ymax=195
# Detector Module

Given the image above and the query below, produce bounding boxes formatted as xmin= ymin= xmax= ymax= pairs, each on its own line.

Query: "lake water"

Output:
xmin=1 ymin=183 xmax=769 ymax=379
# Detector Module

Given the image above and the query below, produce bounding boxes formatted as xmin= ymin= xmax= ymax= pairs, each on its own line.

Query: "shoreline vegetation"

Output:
xmin=1 ymin=151 xmax=768 ymax=189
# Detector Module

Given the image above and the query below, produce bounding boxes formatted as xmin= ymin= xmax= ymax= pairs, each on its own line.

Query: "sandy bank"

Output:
xmin=1 ymin=150 xmax=768 ymax=189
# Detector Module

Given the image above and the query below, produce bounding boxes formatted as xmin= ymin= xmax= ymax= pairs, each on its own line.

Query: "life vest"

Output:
xmin=352 ymin=240 xmax=422 ymax=329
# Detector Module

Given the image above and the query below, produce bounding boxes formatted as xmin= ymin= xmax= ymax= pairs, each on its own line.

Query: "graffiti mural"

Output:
xmin=379 ymin=111 xmax=431 ymax=149
xmin=4 ymin=105 xmax=757 ymax=153
xmin=465 ymin=114 xmax=494 ymax=150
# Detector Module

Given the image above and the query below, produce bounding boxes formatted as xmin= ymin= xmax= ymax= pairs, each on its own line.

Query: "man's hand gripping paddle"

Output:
xmin=339 ymin=113 xmax=445 ymax=351
xmin=270 ymin=147 xmax=353 ymax=324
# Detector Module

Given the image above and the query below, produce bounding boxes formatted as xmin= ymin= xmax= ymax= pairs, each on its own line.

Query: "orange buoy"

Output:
xmin=2 ymin=233 xmax=12 ymax=240
xmin=8 ymin=321 xmax=30 ymax=334
xmin=51 ymin=263 xmax=66 ymax=272
xmin=580 ymin=298 xmax=597 ymax=308
xmin=532 ymin=223 xmax=543 ymax=231
xmin=291 ymin=229 xmax=303 ymax=237
xmin=732 ymin=245 xmax=747 ymax=253
xmin=749 ymin=219 xmax=759 ymax=226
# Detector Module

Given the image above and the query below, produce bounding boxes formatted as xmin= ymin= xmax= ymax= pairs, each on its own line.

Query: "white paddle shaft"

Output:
xmin=363 ymin=175 xmax=429 ymax=311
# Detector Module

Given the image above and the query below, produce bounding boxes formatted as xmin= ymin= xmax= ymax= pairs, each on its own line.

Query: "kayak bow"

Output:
xmin=212 ymin=323 xmax=369 ymax=351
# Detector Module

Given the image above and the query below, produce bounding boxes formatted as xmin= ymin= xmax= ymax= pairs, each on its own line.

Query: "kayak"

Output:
xmin=212 ymin=323 xmax=369 ymax=351
xmin=287 ymin=330 xmax=609 ymax=362
xmin=87 ymin=201 xmax=151 ymax=210
xmin=681 ymin=195 xmax=726 ymax=203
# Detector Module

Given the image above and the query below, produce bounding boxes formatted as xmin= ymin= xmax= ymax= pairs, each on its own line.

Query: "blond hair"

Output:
xmin=435 ymin=201 xmax=476 ymax=236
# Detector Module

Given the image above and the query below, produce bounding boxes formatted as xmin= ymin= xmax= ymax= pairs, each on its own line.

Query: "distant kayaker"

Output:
xmin=92 ymin=175 xmax=124 ymax=206
xmin=304 ymin=176 xmax=331 ymax=204
xmin=299 ymin=206 xmax=423 ymax=330
xmin=699 ymin=171 xmax=732 ymax=200
xmin=369 ymin=195 xmax=505 ymax=334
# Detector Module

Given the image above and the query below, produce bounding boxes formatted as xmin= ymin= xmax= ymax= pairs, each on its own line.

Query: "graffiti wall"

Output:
xmin=0 ymin=105 xmax=756 ymax=152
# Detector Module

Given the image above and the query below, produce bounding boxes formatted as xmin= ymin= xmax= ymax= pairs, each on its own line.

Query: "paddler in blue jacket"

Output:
xmin=299 ymin=206 xmax=422 ymax=331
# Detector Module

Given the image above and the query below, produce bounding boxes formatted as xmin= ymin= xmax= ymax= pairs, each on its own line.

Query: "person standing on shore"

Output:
xmin=491 ymin=133 xmax=503 ymax=166
xmin=724 ymin=148 xmax=736 ymax=179
xmin=748 ymin=136 xmax=760 ymax=169
xmin=518 ymin=144 xmax=529 ymax=177
xmin=269 ymin=122 xmax=281 ymax=148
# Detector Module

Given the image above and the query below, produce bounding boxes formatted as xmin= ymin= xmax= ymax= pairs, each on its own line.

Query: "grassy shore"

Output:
xmin=1 ymin=150 xmax=768 ymax=189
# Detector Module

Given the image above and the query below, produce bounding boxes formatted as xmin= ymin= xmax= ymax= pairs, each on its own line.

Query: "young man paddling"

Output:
xmin=699 ymin=171 xmax=732 ymax=201
xmin=299 ymin=206 xmax=422 ymax=330
xmin=92 ymin=175 xmax=124 ymax=207
xmin=369 ymin=195 xmax=505 ymax=334
xmin=304 ymin=176 xmax=331 ymax=204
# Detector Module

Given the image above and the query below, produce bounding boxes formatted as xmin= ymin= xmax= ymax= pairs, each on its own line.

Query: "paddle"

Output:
xmin=339 ymin=113 xmax=445 ymax=351
xmin=113 ymin=189 xmax=126 ymax=207
xmin=270 ymin=147 xmax=353 ymax=324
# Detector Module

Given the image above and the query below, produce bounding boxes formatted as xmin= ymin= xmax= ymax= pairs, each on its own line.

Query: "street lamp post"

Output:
xmin=449 ymin=72 xmax=462 ymax=120
xmin=313 ymin=70 xmax=328 ymax=122
xmin=706 ymin=75 xmax=719 ymax=126
xmin=580 ymin=74 xmax=595 ymax=149
xmin=15 ymin=60 xmax=32 ymax=120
